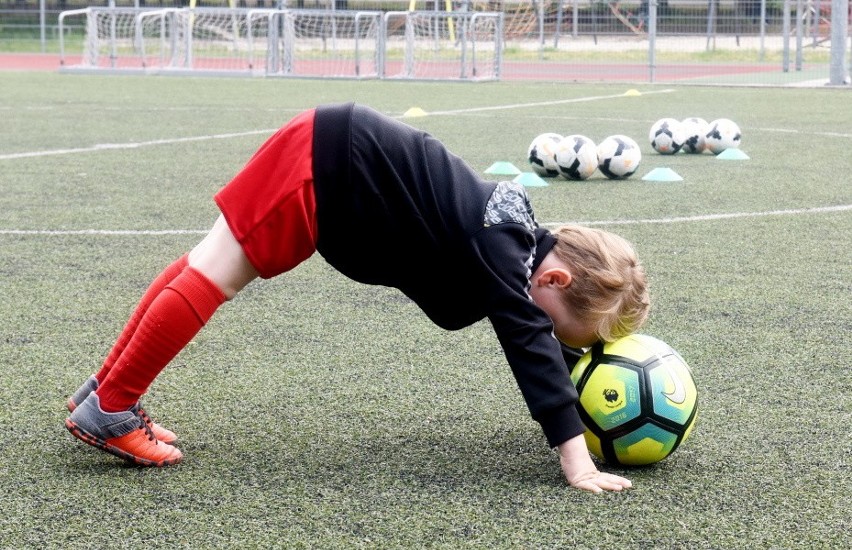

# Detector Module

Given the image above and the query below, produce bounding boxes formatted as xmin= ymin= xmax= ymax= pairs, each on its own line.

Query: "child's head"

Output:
xmin=549 ymin=225 xmax=650 ymax=342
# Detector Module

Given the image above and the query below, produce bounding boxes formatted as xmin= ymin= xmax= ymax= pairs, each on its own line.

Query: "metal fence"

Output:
xmin=2 ymin=0 xmax=850 ymax=84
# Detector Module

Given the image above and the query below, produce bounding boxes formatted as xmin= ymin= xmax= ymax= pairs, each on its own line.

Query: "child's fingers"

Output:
xmin=571 ymin=472 xmax=633 ymax=493
xmin=602 ymin=472 xmax=633 ymax=489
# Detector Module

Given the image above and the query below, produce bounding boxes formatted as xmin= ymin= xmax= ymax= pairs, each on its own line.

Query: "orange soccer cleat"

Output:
xmin=65 ymin=392 xmax=182 ymax=467
xmin=67 ymin=375 xmax=178 ymax=445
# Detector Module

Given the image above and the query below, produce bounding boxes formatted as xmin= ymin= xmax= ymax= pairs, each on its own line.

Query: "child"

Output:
xmin=65 ymin=103 xmax=649 ymax=493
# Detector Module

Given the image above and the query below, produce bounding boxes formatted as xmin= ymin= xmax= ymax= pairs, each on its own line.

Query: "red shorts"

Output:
xmin=215 ymin=109 xmax=317 ymax=279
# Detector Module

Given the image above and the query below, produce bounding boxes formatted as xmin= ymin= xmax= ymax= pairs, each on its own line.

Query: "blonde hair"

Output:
xmin=549 ymin=225 xmax=650 ymax=342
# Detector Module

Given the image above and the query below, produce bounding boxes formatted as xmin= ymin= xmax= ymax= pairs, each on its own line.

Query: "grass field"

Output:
xmin=1 ymin=72 xmax=850 ymax=547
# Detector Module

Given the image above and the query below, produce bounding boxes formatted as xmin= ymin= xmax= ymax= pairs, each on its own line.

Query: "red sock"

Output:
xmin=96 ymin=266 xmax=226 ymax=412
xmin=94 ymin=254 xmax=189 ymax=384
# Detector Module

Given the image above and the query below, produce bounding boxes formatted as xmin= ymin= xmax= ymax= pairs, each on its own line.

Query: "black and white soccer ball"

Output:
xmin=554 ymin=135 xmax=598 ymax=180
xmin=705 ymin=118 xmax=742 ymax=154
xmin=597 ymin=135 xmax=642 ymax=179
xmin=527 ymin=132 xmax=562 ymax=177
xmin=680 ymin=117 xmax=709 ymax=154
xmin=649 ymin=118 xmax=685 ymax=155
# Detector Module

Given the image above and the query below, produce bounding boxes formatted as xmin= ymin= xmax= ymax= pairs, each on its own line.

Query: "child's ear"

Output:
xmin=537 ymin=268 xmax=573 ymax=289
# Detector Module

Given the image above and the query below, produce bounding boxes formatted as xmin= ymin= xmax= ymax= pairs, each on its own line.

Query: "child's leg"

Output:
xmin=67 ymin=255 xmax=189 ymax=413
xmin=94 ymin=266 xmax=225 ymax=412
xmin=68 ymin=109 xmax=315 ymax=465
xmin=186 ymin=214 xmax=262 ymax=300
xmin=96 ymin=254 xmax=189 ymax=384
xmin=95 ymin=215 xmax=258 ymax=413
xmin=67 ymin=254 xmax=193 ymax=444
xmin=67 ymin=216 xmax=259 ymax=465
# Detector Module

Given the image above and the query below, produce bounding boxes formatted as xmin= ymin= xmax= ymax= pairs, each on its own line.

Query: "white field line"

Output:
xmin=418 ymin=89 xmax=677 ymax=116
xmin=757 ymin=128 xmax=852 ymax=139
xmin=0 ymin=90 xmax=675 ymax=161
xmin=541 ymin=204 xmax=852 ymax=228
xmin=1 ymin=204 xmax=849 ymax=236
xmin=4 ymin=119 xmax=846 ymax=162
xmin=0 ymin=129 xmax=278 ymax=161
xmin=4 ymin=88 xmax=851 ymax=162
xmin=2 ymin=91 xmax=849 ymax=235
xmin=0 ymin=229 xmax=208 ymax=236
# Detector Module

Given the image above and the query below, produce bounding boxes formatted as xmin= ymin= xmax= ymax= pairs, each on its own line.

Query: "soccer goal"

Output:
xmin=136 ymin=8 xmax=268 ymax=75
xmin=265 ymin=9 xmax=383 ymax=79
xmin=381 ymin=10 xmax=503 ymax=81
xmin=59 ymin=7 xmax=275 ymax=75
xmin=59 ymin=7 xmax=148 ymax=71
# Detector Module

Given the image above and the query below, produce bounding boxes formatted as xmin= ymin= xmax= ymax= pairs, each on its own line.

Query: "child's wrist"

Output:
xmin=556 ymin=433 xmax=587 ymax=459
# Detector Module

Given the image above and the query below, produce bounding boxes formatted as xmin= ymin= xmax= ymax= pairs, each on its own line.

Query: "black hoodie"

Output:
xmin=311 ymin=103 xmax=583 ymax=448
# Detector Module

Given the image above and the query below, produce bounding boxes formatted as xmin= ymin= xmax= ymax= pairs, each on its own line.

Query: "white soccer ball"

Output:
xmin=527 ymin=132 xmax=563 ymax=177
xmin=705 ymin=118 xmax=742 ymax=154
xmin=554 ymin=135 xmax=598 ymax=180
xmin=597 ymin=135 xmax=642 ymax=179
xmin=681 ymin=117 xmax=709 ymax=154
xmin=649 ymin=118 xmax=685 ymax=155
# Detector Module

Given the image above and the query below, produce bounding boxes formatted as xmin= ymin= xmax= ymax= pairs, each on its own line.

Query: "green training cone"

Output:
xmin=641 ymin=167 xmax=683 ymax=182
xmin=716 ymin=148 xmax=750 ymax=160
xmin=485 ymin=161 xmax=522 ymax=176
xmin=513 ymin=172 xmax=549 ymax=187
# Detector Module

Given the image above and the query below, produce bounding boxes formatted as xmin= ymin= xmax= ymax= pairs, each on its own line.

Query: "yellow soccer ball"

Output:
xmin=570 ymin=334 xmax=698 ymax=466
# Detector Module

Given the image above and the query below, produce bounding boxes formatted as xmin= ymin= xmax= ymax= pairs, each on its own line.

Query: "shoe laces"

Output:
xmin=135 ymin=409 xmax=158 ymax=443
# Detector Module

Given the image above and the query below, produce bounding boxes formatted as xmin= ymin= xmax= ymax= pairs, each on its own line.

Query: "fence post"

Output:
xmin=829 ymin=0 xmax=850 ymax=83
xmin=572 ymin=0 xmax=579 ymax=39
xmin=648 ymin=0 xmax=657 ymax=83
xmin=495 ymin=11 xmax=503 ymax=80
xmin=554 ymin=0 xmax=563 ymax=48
xmin=759 ymin=0 xmax=767 ymax=61
xmin=109 ymin=0 xmax=118 ymax=68
xmin=795 ymin=0 xmax=804 ymax=70
xmin=706 ymin=0 xmax=717 ymax=51
xmin=537 ymin=0 xmax=545 ymax=59
xmin=459 ymin=12 xmax=467 ymax=78
xmin=782 ymin=0 xmax=791 ymax=71
xmin=404 ymin=12 xmax=414 ymax=77
xmin=39 ymin=0 xmax=46 ymax=53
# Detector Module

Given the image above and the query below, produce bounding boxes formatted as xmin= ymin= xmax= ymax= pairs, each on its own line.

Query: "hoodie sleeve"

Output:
xmin=470 ymin=218 xmax=586 ymax=448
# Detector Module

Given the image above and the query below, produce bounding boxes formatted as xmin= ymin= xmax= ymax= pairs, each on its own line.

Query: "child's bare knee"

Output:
xmin=188 ymin=217 xmax=258 ymax=299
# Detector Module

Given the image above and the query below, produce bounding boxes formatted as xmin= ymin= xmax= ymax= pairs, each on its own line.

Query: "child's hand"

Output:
xmin=557 ymin=434 xmax=633 ymax=493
